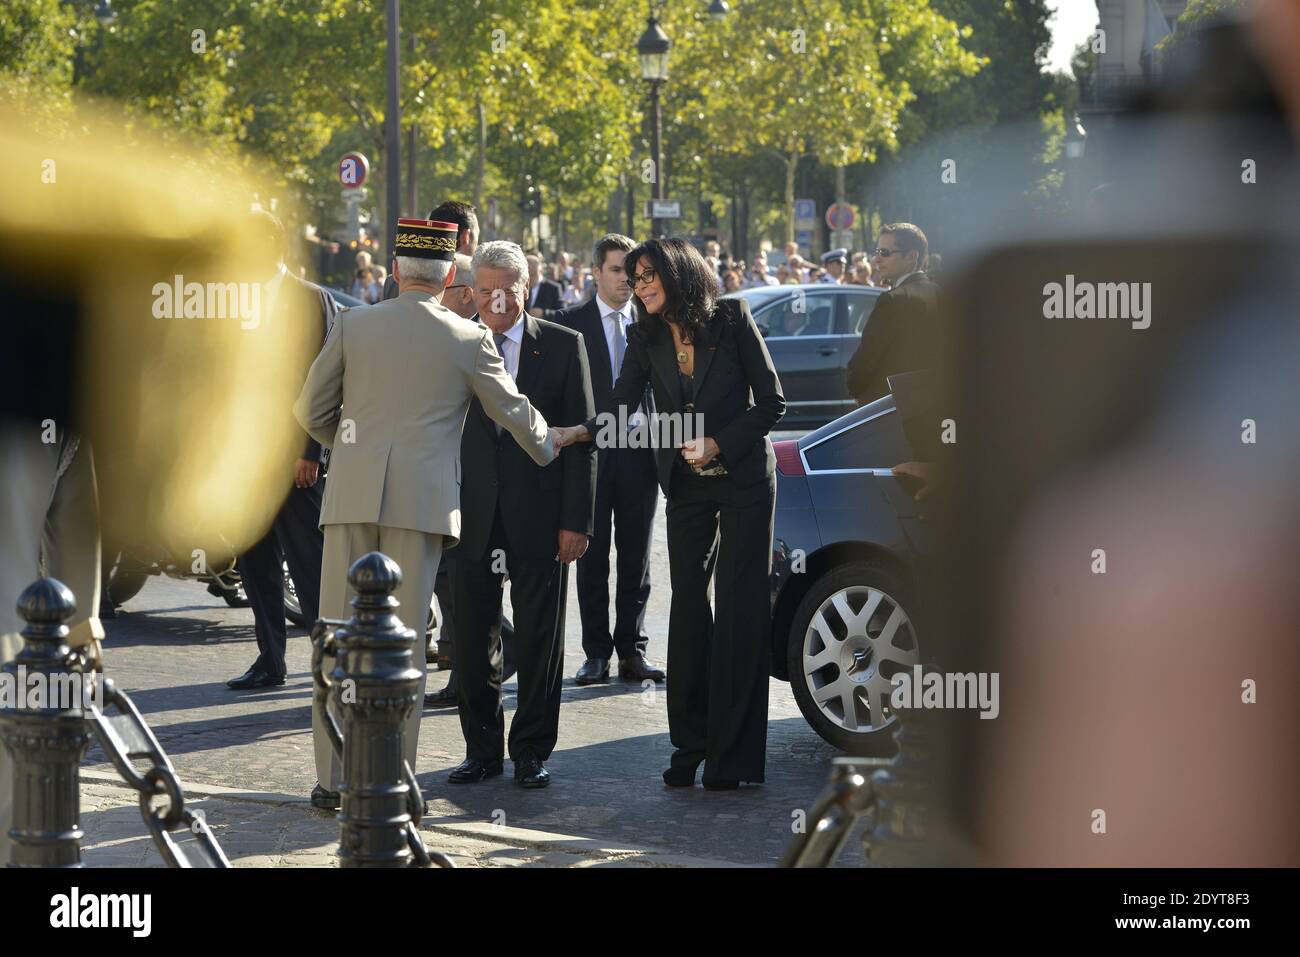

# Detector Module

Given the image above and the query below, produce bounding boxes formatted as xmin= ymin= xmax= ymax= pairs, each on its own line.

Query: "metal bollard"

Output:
xmin=312 ymin=551 xmax=449 ymax=867
xmin=862 ymin=702 xmax=942 ymax=867
xmin=0 ymin=578 xmax=91 ymax=867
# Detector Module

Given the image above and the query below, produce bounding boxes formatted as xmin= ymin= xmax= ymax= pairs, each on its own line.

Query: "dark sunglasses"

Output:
xmin=872 ymin=248 xmax=905 ymax=258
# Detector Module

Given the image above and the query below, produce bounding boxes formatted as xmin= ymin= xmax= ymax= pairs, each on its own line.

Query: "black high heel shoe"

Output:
xmin=663 ymin=757 xmax=704 ymax=787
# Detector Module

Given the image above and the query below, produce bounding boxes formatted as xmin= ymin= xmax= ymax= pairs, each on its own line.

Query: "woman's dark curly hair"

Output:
xmin=624 ymin=238 xmax=718 ymax=345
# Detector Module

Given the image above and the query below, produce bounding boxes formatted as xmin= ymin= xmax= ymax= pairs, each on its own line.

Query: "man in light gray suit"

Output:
xmin=294 ymin=218 xmax=559 ymax=809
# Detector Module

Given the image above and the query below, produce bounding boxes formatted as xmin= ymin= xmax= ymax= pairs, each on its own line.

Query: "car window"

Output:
xmin=802 ymin=409 xmax=911 ymax=471
xmin=759 ymin=291 xmax=836 ymax=338
xmin=843 ymin=291 xmax=880 ymax=335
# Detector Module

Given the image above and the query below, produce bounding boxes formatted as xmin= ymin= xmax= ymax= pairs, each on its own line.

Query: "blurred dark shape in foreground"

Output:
xmin=0 ymin=101 xmax=312 ymax=574
xmin=913 ymin=8 xmax=1300 ymax=866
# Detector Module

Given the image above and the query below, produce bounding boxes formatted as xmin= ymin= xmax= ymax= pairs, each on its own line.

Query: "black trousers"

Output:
xmin=453 ymin=509 xmax=567 ymax=764
xmin=237 ymin=478 xmax=324 ymax=678
xmin=576 ymin=445 xmax=658 ymax=661
xmin=432 ymin=557 xmax=516 ymax=685
xmin=664 ymin=466 xmax=776 ymax=783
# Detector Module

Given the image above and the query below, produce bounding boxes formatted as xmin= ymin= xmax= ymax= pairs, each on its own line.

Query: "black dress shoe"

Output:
xmin=448 ymin=758 xmax=504 ymax=784
xmin=663 ymin=753 xmax=704 ymax=787
xmin=310 ymin=784 xmax=340 ymax=810
xmin=514 ymin=757 xmax=551 ymax=788
xmin=575 ymin=658 xmax=610 ymax=685
xmin=424 ymin=682 xmax=459 ymax=708
xmin=227 ymin=667 xmax=286 ymax=690
xmin=618 ymin=654 xmax=665 ymax=683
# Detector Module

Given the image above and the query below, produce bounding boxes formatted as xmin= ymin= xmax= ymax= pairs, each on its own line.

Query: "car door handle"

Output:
xmin=816 ymin=346 xmax=836 ymax=356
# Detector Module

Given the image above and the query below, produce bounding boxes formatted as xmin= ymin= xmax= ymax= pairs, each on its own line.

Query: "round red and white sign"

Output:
xmin=338 ymin=152 xmax=369 ymax=189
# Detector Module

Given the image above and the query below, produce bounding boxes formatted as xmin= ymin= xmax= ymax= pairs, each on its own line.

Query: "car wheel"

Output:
xmin=283 ymin=561 xmax=307 ymax=627
xmin=787 ymin=560 xmax=920 ymax=756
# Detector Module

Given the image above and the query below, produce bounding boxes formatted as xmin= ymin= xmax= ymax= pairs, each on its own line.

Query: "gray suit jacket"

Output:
xmin=293 ymin=289 xmax=555 ymax=545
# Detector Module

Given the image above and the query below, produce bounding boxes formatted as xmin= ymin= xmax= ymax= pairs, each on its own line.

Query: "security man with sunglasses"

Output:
xmin=846 ymin=223 xmax=944 ymax=406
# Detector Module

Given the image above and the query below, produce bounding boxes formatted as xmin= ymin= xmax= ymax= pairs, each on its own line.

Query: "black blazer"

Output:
xmin=528 ymin=279 xmax=563 ymax=312
xmin=457 ymin=313 xmax=597 ymax=561
xmin=846 ymin=271 xmax=942 ymax=405
xmin=552 ymin=296 xmax=650 ymax=414
xmin=586 ymin=297 xmax=785 ymax=492
xmin=281 ymin=273 xmax=340 ymax=464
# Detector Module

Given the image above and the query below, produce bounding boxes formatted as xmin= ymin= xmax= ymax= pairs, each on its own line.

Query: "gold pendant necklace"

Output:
xmin=676 ymin=350 xmax=689 ymax=364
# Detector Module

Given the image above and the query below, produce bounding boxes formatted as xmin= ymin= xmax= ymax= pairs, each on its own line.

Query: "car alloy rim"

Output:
xmin=282 ymin=561 xmax=301 ymax=613
xmin=802 ymin=585 xmax=918 ymax=734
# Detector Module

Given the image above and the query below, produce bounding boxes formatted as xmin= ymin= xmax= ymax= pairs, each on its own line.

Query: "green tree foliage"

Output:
xmin=2 ymin=0 xmax=1077 ymax=259
xmin=0 ymin=0 xmax=79 ymax=117
xmin=1159 ymin=0 xmax=1247 ymax=60
xmin=666 ymin=0 xmax=982 ymax=241
xmin=861 ymin=0 xmax=1069 ymax=239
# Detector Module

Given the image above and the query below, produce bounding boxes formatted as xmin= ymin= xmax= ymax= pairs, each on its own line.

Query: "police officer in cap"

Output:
xmin=819 ymin=248 xmax=848 ymax=283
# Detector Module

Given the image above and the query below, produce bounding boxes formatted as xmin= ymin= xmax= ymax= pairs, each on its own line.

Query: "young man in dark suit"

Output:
xmin=553 ymin=235 xmax=665 ymax=686
xmin=846 ymin=223 xmax=943 ymax=406
xmin=450 ymin=241 xmax=596 ymax=788
xmin=229 ymin=210 xmax=338 ymax=690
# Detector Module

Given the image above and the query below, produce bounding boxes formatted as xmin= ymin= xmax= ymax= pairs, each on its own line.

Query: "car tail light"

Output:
xmin=773 ymin=439 xmax=804 ymax=476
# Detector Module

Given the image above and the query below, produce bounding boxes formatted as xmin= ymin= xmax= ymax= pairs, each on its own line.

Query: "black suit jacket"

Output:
xmin=457 ymin=313 xmax=597 ymax=561
xmin=280 ymin=273 xmax=339 ymax=463
xmin=845 ymin=272 xmax=942 ymax=405
xmin=585 ymin=297 xmax=785 ymax=492
xmin=552 ymin=296 xmax=656 ymax=418
xmin=528 ymin=279 xmax=563 ymax=312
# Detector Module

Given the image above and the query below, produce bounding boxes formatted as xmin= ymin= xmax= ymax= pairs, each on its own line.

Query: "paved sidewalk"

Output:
xmin=79 ymin=770 xmax=740 ymax=868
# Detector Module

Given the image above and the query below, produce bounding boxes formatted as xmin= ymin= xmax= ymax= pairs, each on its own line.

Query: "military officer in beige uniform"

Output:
xmin=0 ymin=428 xmax=103 ymax=866
xmin=294 ymin=218 xmax=559 ymax=808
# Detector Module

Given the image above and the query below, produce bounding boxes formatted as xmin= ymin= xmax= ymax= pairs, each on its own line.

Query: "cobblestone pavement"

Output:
xmin=78 ymin=772 xmax=736 ymax=868
xmin=90 ymin=438 xmax=871 ymax=867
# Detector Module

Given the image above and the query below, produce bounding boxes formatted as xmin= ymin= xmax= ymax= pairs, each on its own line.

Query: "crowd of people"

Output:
xmin=220 ymin=200 xmax=944 ymax=805
xmin=483 ymin=234 xmax=944 ymax=312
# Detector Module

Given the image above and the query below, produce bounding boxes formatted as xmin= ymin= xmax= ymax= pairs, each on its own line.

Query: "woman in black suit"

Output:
xmin=555 ymin=239 xmax=785 ymax=789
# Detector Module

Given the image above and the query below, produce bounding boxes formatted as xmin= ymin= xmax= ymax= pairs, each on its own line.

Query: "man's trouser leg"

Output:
xmin=314 ymin=523 xmax=441 ymax=791
xmin=0 ymin=426 xmax=57 ymax=867
xmin=237 ymin=529 xmax=287 ymax=676
xmin=1 ymin=431 xmax=103 ymax=865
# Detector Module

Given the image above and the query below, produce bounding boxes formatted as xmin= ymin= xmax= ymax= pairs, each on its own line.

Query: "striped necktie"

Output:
xmin=493 ymin=332 xmax=508 ymax=435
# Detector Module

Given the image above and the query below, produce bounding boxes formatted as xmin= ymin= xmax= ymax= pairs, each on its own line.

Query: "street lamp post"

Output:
xmin=637 ymin=13 xmax=671 ymax=239
xmin=384 ymin=0 xmax=402 ymax=258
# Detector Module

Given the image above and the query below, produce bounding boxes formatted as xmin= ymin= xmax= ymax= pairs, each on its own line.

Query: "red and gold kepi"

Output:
xmin=394 ymin=218 xmax=458 ymax=260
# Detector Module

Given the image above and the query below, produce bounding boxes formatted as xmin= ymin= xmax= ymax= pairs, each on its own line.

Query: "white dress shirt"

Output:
xmin=495 ymin=314 xmax=525 ymax=381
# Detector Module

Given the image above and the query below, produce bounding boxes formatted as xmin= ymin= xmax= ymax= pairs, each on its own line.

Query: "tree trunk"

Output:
xmin=556 ymin=190 xmax=564 ymax=254
xmin=784 ymin=151 xmax=799 ymax=245
xmin=625 ymin=173 xmax=635 ymax=236
xmin=740 ymin=181 xmax=751 ymax=260
xmin=474 ymin=95 xmax=487 ymax=213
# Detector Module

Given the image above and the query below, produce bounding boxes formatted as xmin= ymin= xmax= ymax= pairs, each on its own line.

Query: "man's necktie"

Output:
xmin=493 ymin=332 xmax=508 ymax=435
xmin=610 ymin=311 xmax=626 ymax=380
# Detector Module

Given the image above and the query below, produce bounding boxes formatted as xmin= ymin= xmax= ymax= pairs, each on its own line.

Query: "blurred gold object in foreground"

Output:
xmin=0 ymin=100 xmax=313 ymax=560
